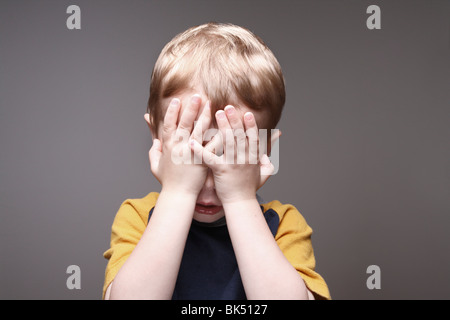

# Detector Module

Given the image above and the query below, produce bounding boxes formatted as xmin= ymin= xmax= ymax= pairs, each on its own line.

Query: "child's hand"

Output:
xmin=148 ymin=95 xmax=211 ymax=196
xmin=189 ymin=105 xmax=279 ymax=204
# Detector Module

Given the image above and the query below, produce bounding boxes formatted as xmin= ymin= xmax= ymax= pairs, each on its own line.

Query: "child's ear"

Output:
xmin=144 ymin=113 xmax=157 ymax=139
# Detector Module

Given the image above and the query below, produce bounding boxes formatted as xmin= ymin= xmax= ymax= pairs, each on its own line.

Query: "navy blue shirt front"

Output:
xmin=147 ymin=206 xmax=280 ymax=300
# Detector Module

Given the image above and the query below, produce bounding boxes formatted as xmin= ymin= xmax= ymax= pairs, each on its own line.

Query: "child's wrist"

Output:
xmin=222 ymin=197 xmax=260 ymax=220
xmin=160 ymin=187 xmax=199 ymax=203
xmin=220 ymin=194 xmax=258 ymax=209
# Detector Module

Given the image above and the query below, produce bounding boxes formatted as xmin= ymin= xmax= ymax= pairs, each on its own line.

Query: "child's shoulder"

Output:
xmin=261 ymin=199 xmax=310 ymax=230
xmin=114 ymin=192 xmax=159 ymax=225
xmin=262 ymin=199 xmax=301 ymax=217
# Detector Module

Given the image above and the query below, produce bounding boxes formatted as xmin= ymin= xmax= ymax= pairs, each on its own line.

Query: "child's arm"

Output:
xmin=190 ymin=106 xmax=313 ymax=300
xmin=108 ymin=191 xmax=197 ymax=299
xmin=108 ymin=96 xmax=209 ymax=299
xmin=223 ymin=199 xmax=314 ymax=300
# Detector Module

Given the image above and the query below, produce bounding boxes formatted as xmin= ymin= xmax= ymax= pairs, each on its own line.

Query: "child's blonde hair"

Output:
xmin=147 ymin=22 xmax=285 ymax=133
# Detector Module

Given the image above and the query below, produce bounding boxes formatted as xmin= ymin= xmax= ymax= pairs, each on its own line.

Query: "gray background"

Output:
xmin=0 ymin=0 xmax=448 ymax=299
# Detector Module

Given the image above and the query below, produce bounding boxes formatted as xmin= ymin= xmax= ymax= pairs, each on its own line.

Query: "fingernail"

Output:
xmin=216 ymin=110 xmax=225 ymax=119
xmin=170 ymin=98 xmax=180 ymax=108
xmin=225 ymin=105 xmax=234 ymax=115
xmin=244 ymin=112 xmax=253 ymax=121
xmin=191 ymin=94 xmax=201 ymax=104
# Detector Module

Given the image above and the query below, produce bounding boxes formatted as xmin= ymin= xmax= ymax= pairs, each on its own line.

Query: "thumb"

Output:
xmin=149 ymin=139 xmax=162 ymax=179
xmin=268 ymin=129 xmax=281 ymax=156
xmin=259 ymin=154 xmax=275 ymax=188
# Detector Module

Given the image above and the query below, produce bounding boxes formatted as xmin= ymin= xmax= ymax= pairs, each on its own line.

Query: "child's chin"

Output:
xmin=193 ymin=210 xmax=225 ymax=223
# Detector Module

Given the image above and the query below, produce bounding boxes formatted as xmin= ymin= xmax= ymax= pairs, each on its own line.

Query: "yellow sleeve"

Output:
xmin=264 ymin=200 xmax=331 ymax=300
xmin=102 ymin=192 xmax=159 ymax=299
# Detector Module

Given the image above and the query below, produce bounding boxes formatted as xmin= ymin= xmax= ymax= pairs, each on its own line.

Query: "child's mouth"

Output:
xmin=195 ymin=203 xmax=223 ymax=215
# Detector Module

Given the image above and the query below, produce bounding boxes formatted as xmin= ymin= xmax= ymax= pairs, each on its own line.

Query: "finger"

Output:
xmin=149 ymin=139 xmax=162 ymax=181
xmin=162 ymin=98 xmax=181 ymax=142
xmin=259 ymin=153 xmax=275 ymax=188
xmin=244 ymin=112 xmax=259 ymax=164
xmin=216 ymin=109 xmax=234 ymax=160
xmin=204 ymin=129 xmax=224 ymax=157
xmin=178 ymin=94 xmax=202 ymax=133
xmin=225 ymin=105 xmax=246 ymax=163
xmin=216 ymin=109 xmax=232 ymax=138
xmin=189 ymin=138 xmax=220 ymax=166
xmin=191 ymin=100 xmax=211 ymax=144
xmin=243 ymin=111 xmax=258 ymax=132
xmin=224 ymin=105 xmax=244 ymax=131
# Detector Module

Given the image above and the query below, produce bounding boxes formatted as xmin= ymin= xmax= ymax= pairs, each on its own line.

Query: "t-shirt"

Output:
xmin=103 ymin=192 xmax=331 ymax=299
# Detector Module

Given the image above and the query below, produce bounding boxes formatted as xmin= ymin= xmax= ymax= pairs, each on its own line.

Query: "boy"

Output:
xmin=103 ymin=22 xmax=330 ymax=300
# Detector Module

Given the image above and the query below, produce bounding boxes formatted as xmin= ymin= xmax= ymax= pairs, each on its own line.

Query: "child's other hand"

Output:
xmin=148 ymin=95 xmax=211 ymax=196
xmin=190 ymin=105 xmax=279 ymax=204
